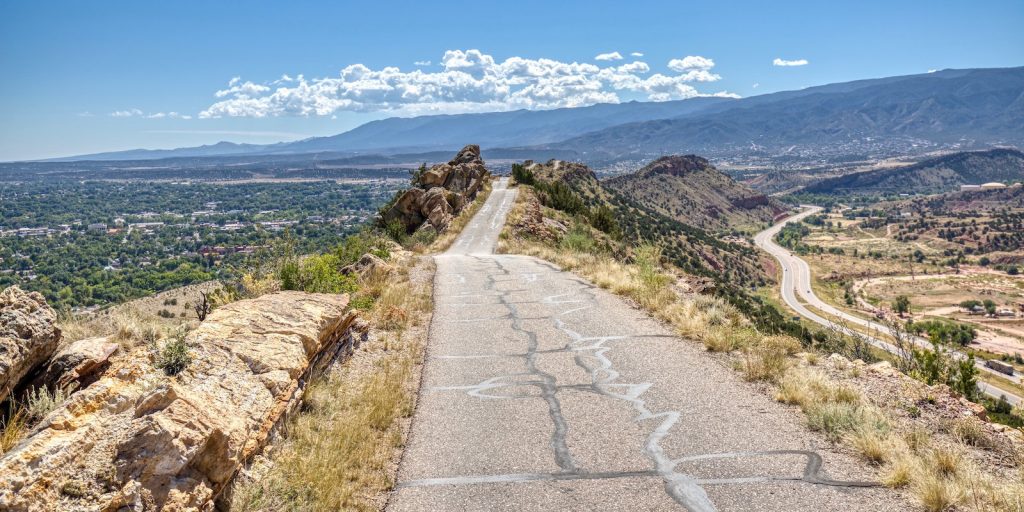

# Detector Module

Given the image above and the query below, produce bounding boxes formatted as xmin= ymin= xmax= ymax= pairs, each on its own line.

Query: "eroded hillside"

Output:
xmin=606 ymin=155 xmax=786 ymax=232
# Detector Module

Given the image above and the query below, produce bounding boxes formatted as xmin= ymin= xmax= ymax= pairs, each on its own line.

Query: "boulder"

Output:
xmin=382 ymin=188 xmax=426 ymax=231
xmin=341 ymin=253 xmax=391 ymax=279
xmin=0 ymin=291 xmax=364 ymax=511
xmin=381 ymin=145 xmax=490 ymax=234
xmin=0 ymin=286 xmax=61 ymax=404
xmin=419 ymin=167 xmax=451 ymax=188
xmin=29 ymin=336 xmax=118 ymax=391
xmin=420 ymin=187 xmax=453 ymax=231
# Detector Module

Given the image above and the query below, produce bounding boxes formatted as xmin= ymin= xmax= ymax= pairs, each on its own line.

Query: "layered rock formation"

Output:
xmin=0 ymin=291 xmax=365 ymax=511
xmin=382 ymin=144 xmax=489 ymax=234
xmin=0 ymin=286 xmax=61 ymax=404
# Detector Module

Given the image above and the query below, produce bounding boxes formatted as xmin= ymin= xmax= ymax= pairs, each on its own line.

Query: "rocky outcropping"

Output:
xmin=382 ymin=144 xmax=489 ymax=234
xmin=29 ymin=336 xmax=119 ymax=392
xmin=0 ymin=291 xmax=366 ymax=511
xmin=0 ymin=286 xmax=61 ymax=404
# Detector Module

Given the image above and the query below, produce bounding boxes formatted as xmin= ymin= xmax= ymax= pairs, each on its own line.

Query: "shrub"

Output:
xmin=588 ymin=205 xmax=620 ymax=237
xmin=741 ymin=335 xmax=800 ymax=383
xmin=25 ymin=385 xmax=75 ymax=423
xmin=280 ymin=254 xmax=358 ymax=295
xmin=404 ymin=226 xmax=437 ymax=250
xmin=155 ymin=334 xmax=192 ymax=376
xmin=559 ymin=221 xmax=597 ymax=253
xmin=350 ymin=295 xmax=376 ymax=311
xmin=511 ymin=163 xmax=535 ymax=185
xmin=950 ymin=418 xmax=992 ymax=449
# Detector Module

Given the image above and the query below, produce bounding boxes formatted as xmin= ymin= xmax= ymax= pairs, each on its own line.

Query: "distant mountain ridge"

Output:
xmin=802 ymin=148 xmax=1024 ymax=195
xmin=53 ymin=97 xmax=731 ymax=162
xmin=45 ymin=67 xmax=1024 ymax=164
xmin=547 ymin=67 xmax=1024 ymax=159
xmin=605 ymin=155 xmax=785 ymax=231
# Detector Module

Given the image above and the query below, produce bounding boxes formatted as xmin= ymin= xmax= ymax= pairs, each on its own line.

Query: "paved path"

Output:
xmin=389 ymin=180 xmax=904 ymax=511
xmin=753 ymin=206 xmax=1021 ymax=406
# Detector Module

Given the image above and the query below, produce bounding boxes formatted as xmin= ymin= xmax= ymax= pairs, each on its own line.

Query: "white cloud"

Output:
xmin=772 ymin=58 xmax=809 ymax=67
xmin=595 ymin=51 xmax=623 ymax=61
xmin=77 ymin=111 xmax=94 ymax=117
xmin=146 ymin=112 xmax=192 ymax=120
xmin=667 ymin=55 xmax=715 ymax=72
xmin=414 ymin=60 xmax=431 ymax=66
xmin=927 ymin=69 xmax=937 ymax=73
xmin=752 ymin=83 xmax=760 ymax=89
xmin=631 ymin=52 xmax=644 ymax=57
xmin=200 ymin=49 xmax=734 ymax=118
xmin=110 ymin=109 xmax=191 ymax=119
xmin=110 ymin=108 xmax=143 ymax=118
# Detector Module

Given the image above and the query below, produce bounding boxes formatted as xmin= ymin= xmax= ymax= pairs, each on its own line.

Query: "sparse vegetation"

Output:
xmin=231 ymin=259 xmax=433 ymax=511
xmin=154 ymin=333 xmax=192 ymax=376
xmin=500 ymin=184 xmax=1024 ymax=512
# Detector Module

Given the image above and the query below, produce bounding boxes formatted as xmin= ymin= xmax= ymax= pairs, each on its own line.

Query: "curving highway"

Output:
xmin=754 ymin=206 xmax=1021 ymax=406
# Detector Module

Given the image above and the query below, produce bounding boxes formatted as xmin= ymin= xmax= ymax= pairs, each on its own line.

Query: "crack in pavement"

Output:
xmin=414 ymin=255 xmax=879 ymax=511
xmin=394 ymin=180 xmax=888 ymax=511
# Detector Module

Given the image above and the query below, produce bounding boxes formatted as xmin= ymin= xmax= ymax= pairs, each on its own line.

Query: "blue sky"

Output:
xmin=1 ymin=0 xmax=1021 ymax=161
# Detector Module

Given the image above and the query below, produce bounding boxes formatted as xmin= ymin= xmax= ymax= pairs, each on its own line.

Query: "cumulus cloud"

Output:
xmin=200 ymin=49 xmax=733 ymax=118
xmin=667 ymin=55 xmax=715 ymax=72
xmin=595 ymin=51 xmax=623 ymax=61
xmin=772 ymin=58 xmax=809 ymax=67
xmin=631 ymin=52 xmax=644 ymax=57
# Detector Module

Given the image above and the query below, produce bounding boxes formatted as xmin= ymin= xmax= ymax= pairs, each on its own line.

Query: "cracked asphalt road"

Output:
xmin=388 ymin=179 xmax=906 ymax=511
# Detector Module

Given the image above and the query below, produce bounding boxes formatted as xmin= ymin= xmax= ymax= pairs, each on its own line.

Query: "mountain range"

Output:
xmin=48 ymin=67 xmax=1024 ymax=164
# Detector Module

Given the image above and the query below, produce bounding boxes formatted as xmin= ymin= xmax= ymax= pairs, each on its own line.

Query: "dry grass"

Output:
xmin=949 ymin=417 xmax=993 ymax=449
xmin=914 ymin=469 xmax=962 ymax=512
xmin=0 ymin=405 xmax=27 ymax=455
xmin=59 ymin=304 xmax=189 ymax=349
xmin=231 ymin=260 xmax=432 ymax=511
xmin=741 ymin=335 xmax=801 ymax=382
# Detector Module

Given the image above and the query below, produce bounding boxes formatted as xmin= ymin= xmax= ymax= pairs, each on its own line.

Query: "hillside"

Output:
xmin=605 ymin=155 xmax=785 ymax=232
xmin=802 ymin=148 xmax=1024 ymax=195
xmin=545 ymin=67 xmax=1024 ymax=159
xmin=518 ymin=159 xmax=774 ymax=295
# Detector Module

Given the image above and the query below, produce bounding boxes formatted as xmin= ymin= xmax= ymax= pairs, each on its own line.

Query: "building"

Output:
xmin=959 ymin=184 xmax=981 ymax=192
xmin=981 ymin=182 xmax=1007 ymax=190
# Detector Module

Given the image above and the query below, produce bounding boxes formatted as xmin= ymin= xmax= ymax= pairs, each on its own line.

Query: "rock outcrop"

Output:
xmin=0 ymin=286 xmax=61 ymax=404
xmin=0 ymin=291 xmax=366 ymax=511
xmin=29 ymin=336 xmax=119 ymax=392
xmin=382 ymin=144 xmax=489 ymax=233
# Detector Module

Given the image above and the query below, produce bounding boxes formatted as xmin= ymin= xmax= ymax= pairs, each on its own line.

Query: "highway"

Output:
xmin=754 ymin=206 xmax=1021 ymax=406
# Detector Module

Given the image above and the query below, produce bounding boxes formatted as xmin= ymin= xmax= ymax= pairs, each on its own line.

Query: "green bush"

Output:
xmin=155 ymin=335 xmax=192 ymax=376
xmin=511 ymin=163 xmax=535 ymax=185
xmin=350 ymin=295 xmax=376 ymax=310
xmin=588 ymin=205 xmax=620 ymax=237
xmin=559 ymin=221 xmax=596 ymax=253
xmin=281 ymin=253 xmax=358 ymax=294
